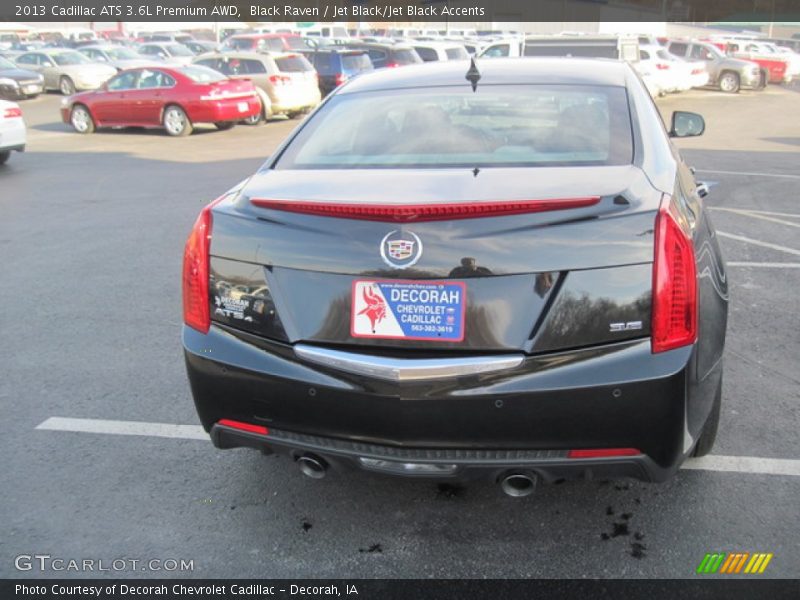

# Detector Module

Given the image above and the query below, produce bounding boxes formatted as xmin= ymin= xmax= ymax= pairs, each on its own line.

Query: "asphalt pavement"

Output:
xmin=1 ymin=84 xmax=798 ymax=579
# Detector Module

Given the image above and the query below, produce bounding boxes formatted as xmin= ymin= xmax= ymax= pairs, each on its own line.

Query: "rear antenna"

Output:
xmin=465 ymin=57 xmax=481 ymax=92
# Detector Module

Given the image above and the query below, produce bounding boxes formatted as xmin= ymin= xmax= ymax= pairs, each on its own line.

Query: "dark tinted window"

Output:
xmin=341 ymin=53 xmax=372 ymax=71
xmin=366 ymin=48 xmax=387 ymax=63
xmin=391 ymin=48 xmax=421 ymax=65
xmin=312 ymin=53 xmax=334 ymax=72
xmin=524 ymin=44 xmax=618 ymax=58
xmin=107 ymin=70 xmax=138 ymax=90
xmin=275 ymin=55 xmax=314 ymax=73
xmin=445 ymin=46 xmax=469 ymax=60
xmin=415 ymin=47 xmax=439 ymax=62
xmin=668 ymin=42 xmax=688 ymax=56
xmin=15 ymin=53 xmax=37 ymax=65
xmin=277 ymin=85 xmax=633 ymax=169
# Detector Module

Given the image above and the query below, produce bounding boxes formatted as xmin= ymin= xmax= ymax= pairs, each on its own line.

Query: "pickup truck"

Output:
xmin=666 ymin=40 xmax=762 ymax=93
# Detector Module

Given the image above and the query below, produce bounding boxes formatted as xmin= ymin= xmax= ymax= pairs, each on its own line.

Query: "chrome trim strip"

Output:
xmin=294 ymin=344 xmax=524 ymax=382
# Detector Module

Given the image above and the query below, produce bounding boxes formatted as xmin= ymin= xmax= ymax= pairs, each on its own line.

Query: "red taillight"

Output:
xmin=182 ymin=204 xmax=215 ymax=333
xmin=651 ymin=195 xmax=698 ymax=353
xmin=567 ymin=448 xmax=642 ymax=459
xmin=3 ymin=107 xmax=22 ymax=119
xmin=334 ymin=72 xmax=347 ymax=86
xmin=250 ymin=197 xmax=601 ymax=222
xmin=385 ymin=62 xmax=399 ymax=68
xmin=656 ymin=63 xmax=670 ymax=70
xmin=218 ymin=419 xmax=269 ymax=435
xmin=268 ymin=74 xmax=291 ymax=86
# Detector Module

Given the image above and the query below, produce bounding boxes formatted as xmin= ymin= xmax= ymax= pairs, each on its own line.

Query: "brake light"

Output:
xmin=182 ymin=203 xmax=216 ymax=333
xmin=567 ymin=448 xmax=642 ymax=459
xmin=385 ymin=62 xmax=399 ymax=68
xmin=218 ymin=419 xmax=269 ymax=435
xmin=651 ymin=194 xmax=697 ymax=353
xmin=268 ymin=74 xmax=291 ymax=86
xmin=3 ymin=107 xmax=22 ymax=119
xmin=335 ymin=72 xmax=347 ymax=86
xmin=250 ymin=197 xmax=601 ymax=222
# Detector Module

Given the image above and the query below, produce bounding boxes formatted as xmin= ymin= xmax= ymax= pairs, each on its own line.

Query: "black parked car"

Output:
xmin=301 ymin=48 xmax=374 ymax=95
xmin=0 ymin=55 xmax=44 ymax=99
xmin=182 ymin=59 xmax=728 ymax=496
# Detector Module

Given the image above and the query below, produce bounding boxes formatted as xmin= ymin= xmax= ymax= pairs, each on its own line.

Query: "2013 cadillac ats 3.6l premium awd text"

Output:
xmin=182 ymin=58 xmax=728 ymax=496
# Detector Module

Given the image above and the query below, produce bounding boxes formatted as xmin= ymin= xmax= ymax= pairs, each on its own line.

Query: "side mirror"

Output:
xmin=670 ymin=111 xmax=705 ymax=138
xmin=696 ymin=182 xmax=710 ymax=198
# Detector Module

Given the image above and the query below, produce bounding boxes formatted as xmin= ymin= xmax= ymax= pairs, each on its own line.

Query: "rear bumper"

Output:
xmin=211 ymin=422 xmax=666 ymax=482
xmin=183 ymin=324 xmax=713 ymax=484
xmin=187 ymin=96 xmax=261 ymax=123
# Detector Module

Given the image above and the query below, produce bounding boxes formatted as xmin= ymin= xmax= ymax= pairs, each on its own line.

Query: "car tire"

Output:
xmin=59 ymin=76 xmax=76 ymax=96
xmin=692 ymin=377 xmax=722 ymax=458
xmin=718 ymin=71 xmax=740 ymax=93
xmin=0 ymin=150 xmax=10 ymax=165
xmin=287 ymin=110 xmax=303 ymax=119
xmin=758 ymin=70 xmax=768 ymax=89
xmin=163 ymin=105 xmax=192 ymax=137
xmin=70 ymin=104 xmax=95 ymax=134
xmin=242 ymin=112 xmax=263 ymax=126
xmin=215 ymin=121 xmax=235 ymax=131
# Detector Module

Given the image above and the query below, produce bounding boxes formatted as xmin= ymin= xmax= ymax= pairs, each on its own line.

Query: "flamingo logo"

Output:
xmin=357 ymin=285 xmax=387 ymax=331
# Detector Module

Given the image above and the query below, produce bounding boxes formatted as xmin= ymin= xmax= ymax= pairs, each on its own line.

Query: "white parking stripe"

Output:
xmin=709 ymin=208 xmax=800 ymax=219
xmin=35 ymin=416 xmax=207 ymax=440
xmin=695 ymin=169 xmax=800 ymax=180
xmin=717 ymin=231 xmax=800 ymax=257
xmin=709 ymin=208 xmax=800 ymax=228
xmin=35 ymin=417 xmax=800 ymax=478
xmin=727 ymin=262 xmax=800 ymax=268
xmin=683 ymin=455 xmax=800 ymax=478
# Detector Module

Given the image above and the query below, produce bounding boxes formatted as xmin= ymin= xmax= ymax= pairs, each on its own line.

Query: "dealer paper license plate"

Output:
xmin=351 ymin=280 xmax=466 ymax=342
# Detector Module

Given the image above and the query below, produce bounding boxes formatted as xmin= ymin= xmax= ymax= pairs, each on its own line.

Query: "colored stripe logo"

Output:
xmin=696 ymin=552 xmax=773 ymax=574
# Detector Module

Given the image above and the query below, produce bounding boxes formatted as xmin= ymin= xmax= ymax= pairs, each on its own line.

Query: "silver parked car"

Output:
xmin=78 ymin=45 xmax=155 ymax=72
xmin=136 ymin=42 xmax=195 ymax=66
xmin=15 ymin=49 xmax=116 ymax=94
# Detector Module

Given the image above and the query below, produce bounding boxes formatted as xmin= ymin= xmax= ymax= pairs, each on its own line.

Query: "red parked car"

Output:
xmin=60 ymin=65 xmax=261 ymax=136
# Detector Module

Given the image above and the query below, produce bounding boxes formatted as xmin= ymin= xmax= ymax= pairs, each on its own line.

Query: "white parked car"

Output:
xmin=0 ymin=99 xmax=25 ymax=165
xmin=639 ymin=45 xmax=708 ymax=92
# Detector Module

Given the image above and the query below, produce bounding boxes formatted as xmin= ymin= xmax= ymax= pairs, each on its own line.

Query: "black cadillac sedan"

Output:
xmin=182 ymin=58 xmax=728 ymax=496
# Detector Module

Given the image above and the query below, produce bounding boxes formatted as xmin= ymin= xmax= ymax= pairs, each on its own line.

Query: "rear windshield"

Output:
xmin=275 ymin=55 xmax=314 ymax=73
xmin=177 ymin=65 xmax=227 ymax=83
xmin=342 ymin=53 xmax=372 ymax=71
xmin=524 ymin=44 xmax=619 ymax=59
xmin=52 ymin=52 xmax=91 ymax=66
xmin=445 ymin=46 xmax=469 ymax=60
xmin=283 ymin=36 xmax=307 ymax=50
xmin=392 ymin=48 xmax=422 ymax=65
xmin=225 ymin=38 xmax=255 ymax=51
xmin=276 ymin=85 xmax=633 ymax=169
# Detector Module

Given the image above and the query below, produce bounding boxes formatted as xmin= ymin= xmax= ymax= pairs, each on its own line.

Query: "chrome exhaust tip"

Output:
xmin=297 ymin=454 xmax=327 ymax=479
xmin=500 ymin=473 xmax=537 ymax=497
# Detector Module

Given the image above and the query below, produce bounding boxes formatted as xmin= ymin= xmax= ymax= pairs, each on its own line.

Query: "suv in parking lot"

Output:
xmin=301 ymin=48 xmax=373 ymax=96
xmin=666 ymin=40 xmax=761 ymax=93
xmin=194 ymin=52 xmax=321 ymax=121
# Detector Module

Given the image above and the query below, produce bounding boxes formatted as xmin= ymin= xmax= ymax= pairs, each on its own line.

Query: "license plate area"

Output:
xmin=351 ymin=279 xmax=466 ymax=342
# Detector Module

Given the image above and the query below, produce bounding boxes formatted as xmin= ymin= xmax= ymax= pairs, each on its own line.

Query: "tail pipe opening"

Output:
xmin=499 ymin=472 xmax=537 ymax=498
xmin=297 ymin=454 xmax=328 ymax=479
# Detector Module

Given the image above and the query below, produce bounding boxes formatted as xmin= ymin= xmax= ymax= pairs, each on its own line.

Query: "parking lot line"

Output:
xmin=35 ymin=416 xmax=207 ymax=440
xmin=35 ymin=417 xmax=800 ymax=478
xmin=695 ymin=169 xmax=800 ymax=180
xmin=709 ymin=207 xmax=800 ymax=219
xmin=709 ymin=208 xmax=800 ymax=229
xmin=683 ymin=455 xmax=800 ymax=478
xmin=727 ymin=262 xmax=800 ymax=268
xmin=716 ymin=231 xmax=800 ymax=257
